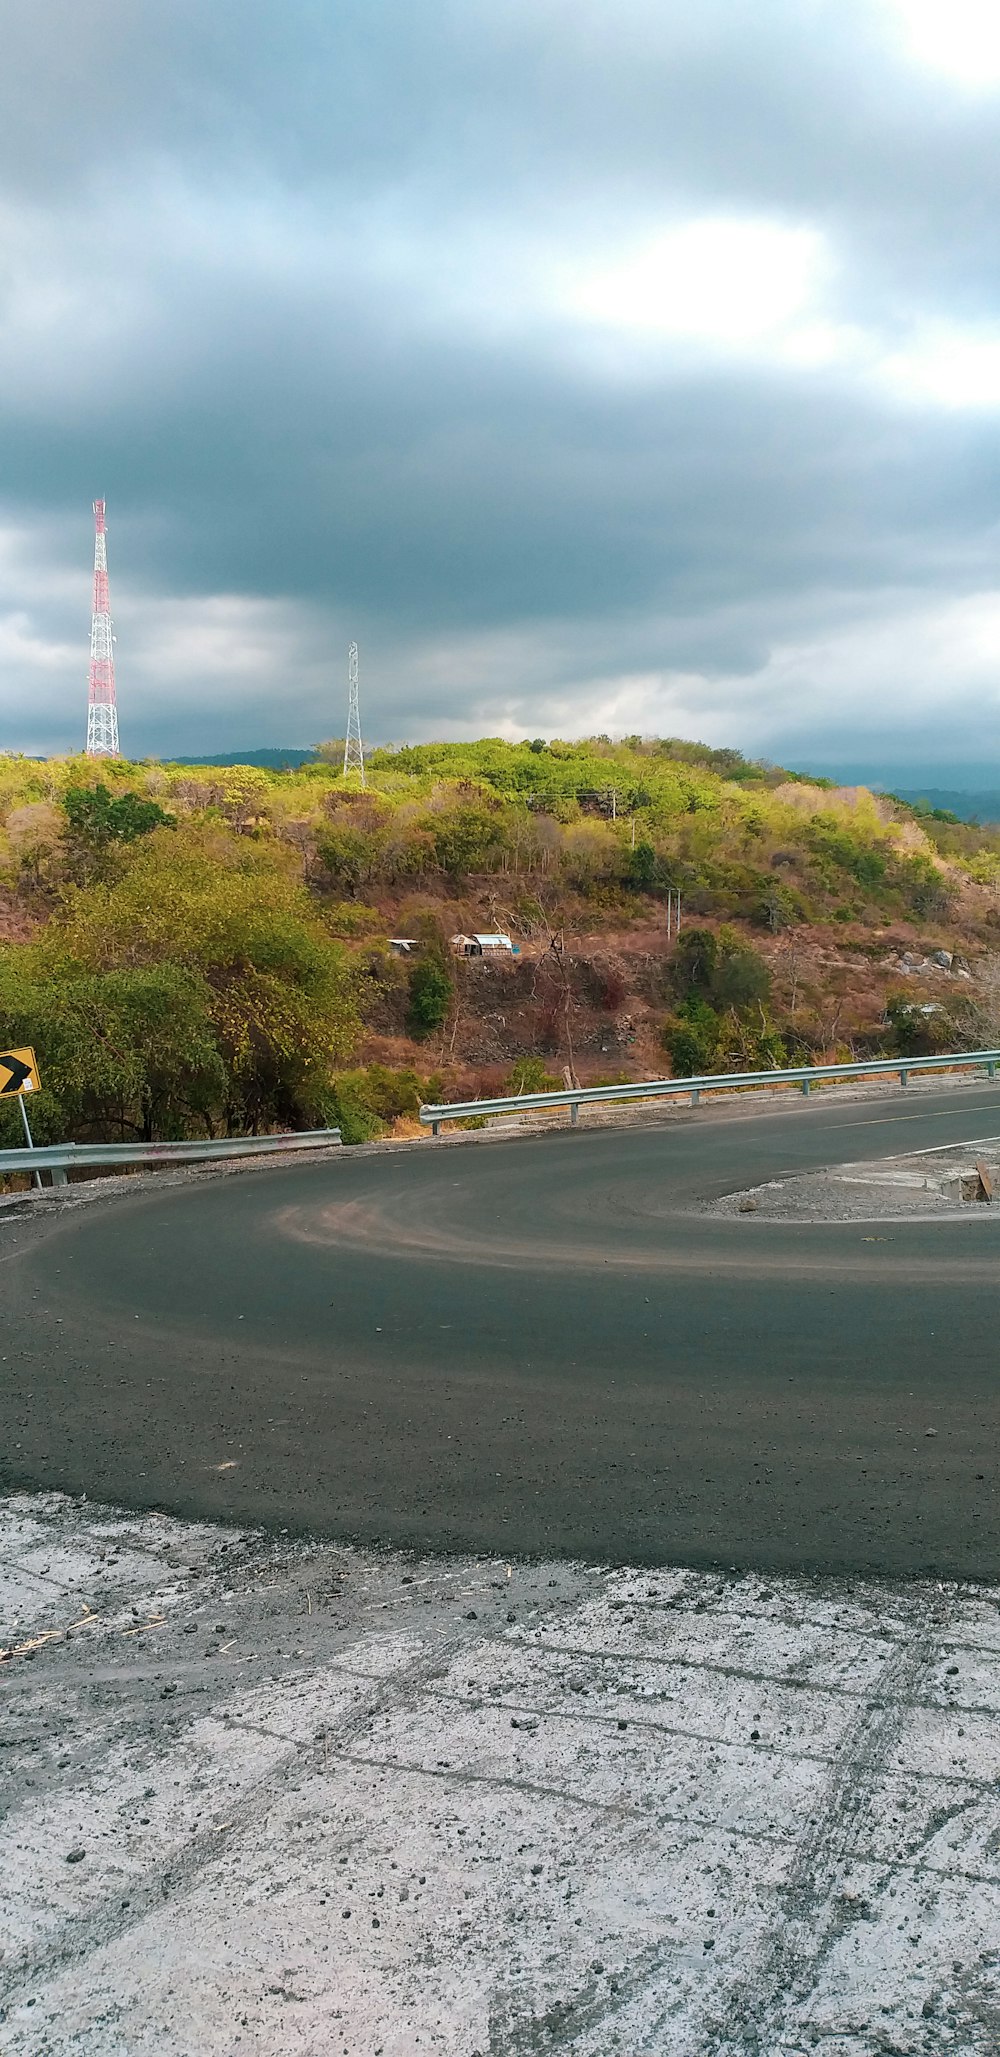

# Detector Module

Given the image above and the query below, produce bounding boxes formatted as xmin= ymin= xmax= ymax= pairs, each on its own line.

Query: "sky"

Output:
xmin=2 ymin=0 xmax=1000 ymax=779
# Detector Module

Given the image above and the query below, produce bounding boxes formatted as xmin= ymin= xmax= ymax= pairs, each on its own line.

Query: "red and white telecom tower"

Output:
xmin=85 ymin=499 xmax=120 ymax=757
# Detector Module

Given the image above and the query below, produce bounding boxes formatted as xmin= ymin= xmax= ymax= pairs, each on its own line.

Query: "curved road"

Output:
xmin=3 ymin=1084 xmax=1000 ymax=1577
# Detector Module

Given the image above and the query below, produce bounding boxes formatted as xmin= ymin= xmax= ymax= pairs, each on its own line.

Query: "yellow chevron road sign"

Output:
xmin=0 ymin=1048 xmax=40 ymax=1097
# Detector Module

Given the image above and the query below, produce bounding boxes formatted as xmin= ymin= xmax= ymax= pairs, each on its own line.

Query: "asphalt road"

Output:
xmin=4 ymin=1085 xmax=1000 ymax=1577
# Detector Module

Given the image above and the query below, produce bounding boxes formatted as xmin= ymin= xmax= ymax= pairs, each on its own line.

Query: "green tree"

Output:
xmin=0 ymin=952 xmax=224 ymax=1142
xmin=895 ymin=853 xmax=953 ymax=918
xmin=62 ymin=784 xmax=175 ymax=880
xmin=664 ymin=928 xmax=776 ymax=1075
xmin=315 ymin=824 xmax=376 ymax=895
xmin=623 ymin=839 xmax=659 ymax=891
xmin=431 ymin=804 xmax=505 ymax=875
xmin=37 ymin=825 xmax=359 ymax=1132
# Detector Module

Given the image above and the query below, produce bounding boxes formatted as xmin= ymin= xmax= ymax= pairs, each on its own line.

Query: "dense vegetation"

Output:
xmin=2 ymin=737 xmax=999 ymax=1154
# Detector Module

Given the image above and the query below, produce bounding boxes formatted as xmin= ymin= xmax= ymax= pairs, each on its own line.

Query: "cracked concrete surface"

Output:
xmin=3 ymin=1495 xmax=1000 ymax=2053
xmin=708 ymin=1139 xmax=1000 ymax=1224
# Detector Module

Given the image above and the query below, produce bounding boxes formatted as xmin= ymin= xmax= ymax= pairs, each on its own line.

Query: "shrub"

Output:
xmin=326 ymin=1080 xmax=385 ymax=1144
xmin=753 ymin=882 xmax=805 ymax=932
xmin=671 ymin=926 xmax=770 ymax=1010
xmin=718 ymin=1006 xmax=788 ymax=1071
xmin=884 ymin=994 xmax=955 ymax=1057
xmin=661 ymin=996 xmax=722 ymax=1075
xmin=407 ymin=957 xmax=453 ymax=1036
xmin=671 ymin=928 xmax=719 ymax=997
xmin=323 ymin=901 xmax=384 ymax=938
xmin=503 ymin=1056 xmax=561 ymax=1095
xmin=712 ymin=944 xmax=771 ymax=1010
xmin=315 ymin=825 xmax=376 ymax=894
xmin=327 ymin=1064 xmax=439 ymax=1142
xmin=597 ymin=965 xmax=628 ymax=1011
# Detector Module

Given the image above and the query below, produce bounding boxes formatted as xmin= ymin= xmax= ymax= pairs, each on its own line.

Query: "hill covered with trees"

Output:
xmin=2 ymin=734 xmax=999 ymax=1157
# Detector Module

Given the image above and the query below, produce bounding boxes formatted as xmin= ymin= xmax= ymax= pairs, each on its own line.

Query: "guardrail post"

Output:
xmin=690 ymin=1089 xmax=700 ymax=1106
xmin=801 ymin=1079 xmax=811 ymax=1096
xmin=899 ymin=1068 xmax=909 ymax=1085
xmin=989 ymin=1063 xmax=997 ymax=1081
xmin=49 ymin=1166 xmax=68 ymax=1187
xmin=431 ymin=1120 xmax=440 ymax=1137
xmin=569 ymin=1102 xmax=579 ymax=1126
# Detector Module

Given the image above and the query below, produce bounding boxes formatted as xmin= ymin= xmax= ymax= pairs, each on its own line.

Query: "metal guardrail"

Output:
xmin=419 ymin=1051 xmax=1000 ymax=1133
xmin=0 ymin=1127 xmax=342 ymax=1189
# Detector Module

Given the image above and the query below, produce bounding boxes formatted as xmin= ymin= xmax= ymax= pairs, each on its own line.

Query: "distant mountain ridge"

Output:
xmin=890 ymin=788 xmax=1000 ymax=826
xmin=167 ymin=749 xmax=318 ymax=769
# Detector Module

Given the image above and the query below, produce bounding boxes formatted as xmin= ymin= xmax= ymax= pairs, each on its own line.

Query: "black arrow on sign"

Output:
xmin=0 ymin=1053 xmax=32 ymax=1095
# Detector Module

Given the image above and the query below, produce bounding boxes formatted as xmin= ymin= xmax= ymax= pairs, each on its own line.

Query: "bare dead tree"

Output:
xmin=965 ymin=950 xmax=1000 ymax=1046
xmin=822 ymin=998 xmax=845 ymax=1053
xmin=775 ymin=931 xmax=807 ymax=1017
xmin=531 ymin=927 xmax=580 ymax=1088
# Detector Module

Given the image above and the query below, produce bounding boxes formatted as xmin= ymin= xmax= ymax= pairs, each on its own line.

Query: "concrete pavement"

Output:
xmin=4 ymin=1490 xmax=1000 ymax=2056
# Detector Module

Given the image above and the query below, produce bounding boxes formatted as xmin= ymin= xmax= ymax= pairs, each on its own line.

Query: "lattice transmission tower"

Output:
xmin=343 ymin=640 xmax=365 ymax=785
xmin=85 ymin=499 xmax=120 ymax=757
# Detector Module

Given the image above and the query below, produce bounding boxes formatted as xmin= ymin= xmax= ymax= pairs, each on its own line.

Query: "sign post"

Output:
xmin=0 ymin=1048 xmax=43 ymax=1189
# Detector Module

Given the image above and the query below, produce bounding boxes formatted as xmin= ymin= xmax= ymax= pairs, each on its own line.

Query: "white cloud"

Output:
xmin=565 ymin=216 xmax=832 ymax=354
xmin=879 ymin=324 xmax=1000 ymax=409
xmin=551 ymin=214 xmax=1000 ymax=415
xmin=9 ymin=162 xmax=1000 ymax=440
xmin=685 ymin=587 xmax=1000 ymax=757
xmin=882 ymin=0 xmax=1000 ymax=89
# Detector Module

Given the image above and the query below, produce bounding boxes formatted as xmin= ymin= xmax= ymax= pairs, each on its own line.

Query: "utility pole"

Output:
xmin=343 ymin=641 xmax=365 ymax=786
xmin=85 ymin=500 xmax=120 ymax=757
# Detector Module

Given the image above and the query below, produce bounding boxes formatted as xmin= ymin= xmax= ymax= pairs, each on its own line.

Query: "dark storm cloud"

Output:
xmin=2 ymin=1 xmax=1000 ymax=765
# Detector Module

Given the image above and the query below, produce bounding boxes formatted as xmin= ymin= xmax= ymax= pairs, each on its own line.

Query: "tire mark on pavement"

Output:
xmin=1 ymin=1603 xmax=472 ymax=2005
xmin=700 ymin=1586 xmax=944 ymax=2055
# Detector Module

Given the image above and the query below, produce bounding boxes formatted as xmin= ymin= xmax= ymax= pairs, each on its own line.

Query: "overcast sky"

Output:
xmin=2 ymin=0 xmax=1000 ymax=778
